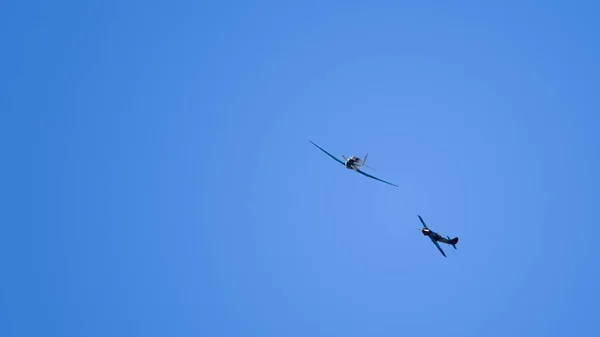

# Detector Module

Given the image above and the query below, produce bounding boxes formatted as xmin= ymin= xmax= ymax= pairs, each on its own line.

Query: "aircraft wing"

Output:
xmin=430 ymin=238 xmax=447 ymax=257
xmin=309 ymin=141 xmax=345 ymax=166
xmin=356 ymin=169 xmax=399 ymax=187
xmin=418 ymin=215 xmax=428 ymax=228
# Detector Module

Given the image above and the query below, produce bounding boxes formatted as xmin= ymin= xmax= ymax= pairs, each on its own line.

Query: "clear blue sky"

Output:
xmin=1 ymin=1 xmax=599 ymax=336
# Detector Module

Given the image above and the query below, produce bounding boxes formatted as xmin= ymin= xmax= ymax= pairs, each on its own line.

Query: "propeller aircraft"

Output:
xmin=417 ymin=215 xmax=459 ymax=258
xmin=309 ymin=140 xmax=399 ymax=187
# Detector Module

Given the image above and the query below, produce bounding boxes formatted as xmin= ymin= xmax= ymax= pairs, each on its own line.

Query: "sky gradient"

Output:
xmin=1 ymin=1 xmax=599 ymax=336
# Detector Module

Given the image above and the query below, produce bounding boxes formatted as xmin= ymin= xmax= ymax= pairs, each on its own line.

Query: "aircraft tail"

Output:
xmin=447 ymin=236 xmax=458 ymax=249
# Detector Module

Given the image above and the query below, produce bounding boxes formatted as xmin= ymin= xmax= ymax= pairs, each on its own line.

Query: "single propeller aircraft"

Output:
xmin=417 ymin=215 xmax=458 ymax=258
xmin=309 ymin=140 xmax=399 ymax=187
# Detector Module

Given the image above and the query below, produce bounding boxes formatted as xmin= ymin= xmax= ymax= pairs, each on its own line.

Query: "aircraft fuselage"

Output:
xmin=422 ymin=229 xmax=443 ymax=241
xmin=345 ymin=157 xmax=359 ymax=170
xmin=422 ymin=228 xmax=457 ymax=245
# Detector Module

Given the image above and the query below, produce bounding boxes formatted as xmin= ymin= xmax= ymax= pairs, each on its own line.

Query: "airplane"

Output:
xmin=309 ymin=140 xmax=399 ymax=187
xmin=417 ymin=215 xmax=458 ymax=258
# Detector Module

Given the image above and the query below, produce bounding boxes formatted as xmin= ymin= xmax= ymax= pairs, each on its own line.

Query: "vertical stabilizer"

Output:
xmin=448 ymin=236 xmax=458 ymax=249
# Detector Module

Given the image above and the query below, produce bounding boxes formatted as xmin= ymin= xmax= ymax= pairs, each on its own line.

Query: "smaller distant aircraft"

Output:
xmin=309 ymin=140 xmax=399 ymax=187
xmin=417 ymin=215 xmax=459 ymax=258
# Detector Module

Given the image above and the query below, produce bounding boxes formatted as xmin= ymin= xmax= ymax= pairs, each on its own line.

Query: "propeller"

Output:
xmin=363 ymin=164 xmax=376 ymax=171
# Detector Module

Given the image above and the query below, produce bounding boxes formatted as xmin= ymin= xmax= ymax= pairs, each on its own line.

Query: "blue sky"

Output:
xmin=1 ymin=1 xmax=599 ymax=336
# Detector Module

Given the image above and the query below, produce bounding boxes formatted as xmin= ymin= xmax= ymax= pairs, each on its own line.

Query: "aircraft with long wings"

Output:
xmin=417 ymin=215 xmax=459 ymax=258
xmin=309 ymin=141 xmax=399 ymax=187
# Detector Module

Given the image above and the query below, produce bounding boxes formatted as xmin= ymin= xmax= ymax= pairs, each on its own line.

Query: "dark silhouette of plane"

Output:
xmin=417 ymin=215 xmax=458 ymax=257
